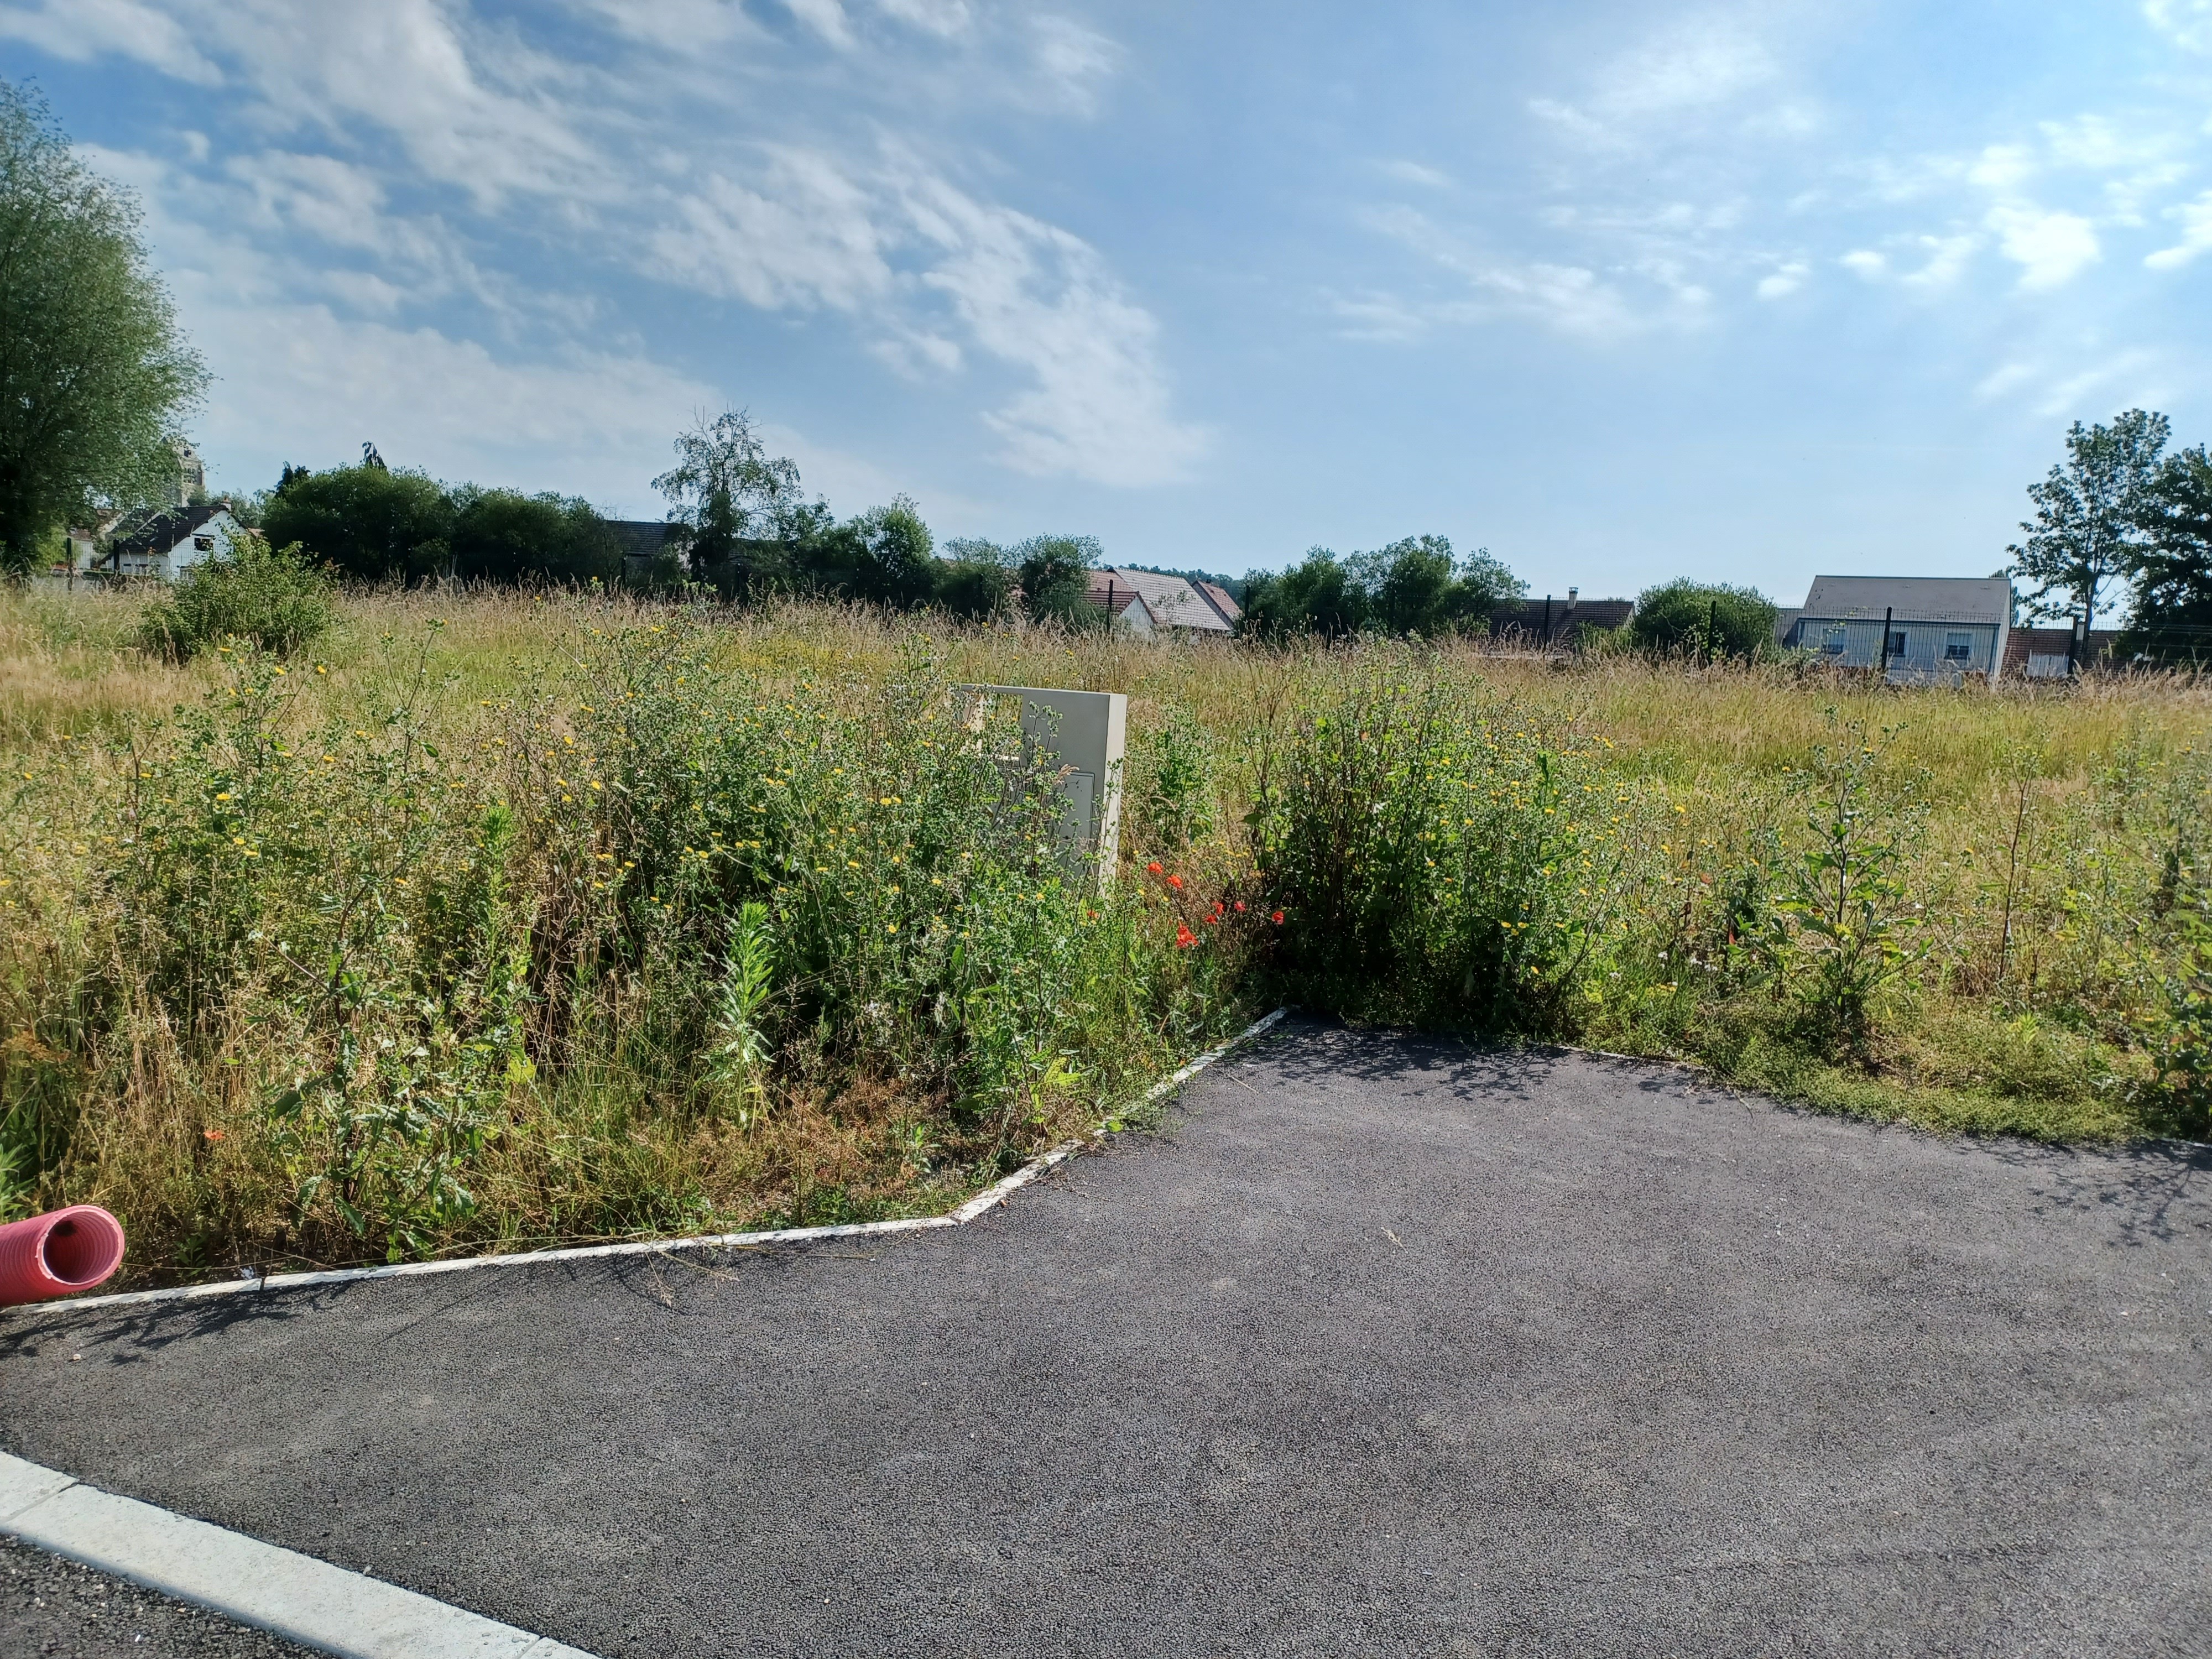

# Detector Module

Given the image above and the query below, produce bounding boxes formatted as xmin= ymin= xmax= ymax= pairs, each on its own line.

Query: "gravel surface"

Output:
xmin=3 ymin=1024 xmax=2208 ymax=1657
xmin=1 ymin=1535 xmax=318 ymax=1657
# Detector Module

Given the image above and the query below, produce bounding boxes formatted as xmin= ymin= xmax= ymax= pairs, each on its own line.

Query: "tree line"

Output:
xmin=2007 ymin=409 xmax=2212 ymax=664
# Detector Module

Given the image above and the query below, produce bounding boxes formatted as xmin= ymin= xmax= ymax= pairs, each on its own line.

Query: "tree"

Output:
xmin=259 ymin=464 xmax=453 ymax=582
xmin=2007 ymin=410 xmax=2169 ymax=624
xmin=2122 ymin=446 xmax=2212 ymax=664
xmin=1015 ymin=534 xmax=1107 ymax=627
xmin=448 ymin=488 xmax=621 ymax=586
xmin=0 ymin=81 xmax=208 ymax=577
xmin=1242 ymin=549 xmax=1366 ymax=639
xmin=935 ymin=536 xmax=1014 ymax=619
xmin=652 ymin=410 xmax=807 ymax=586
xmin=1628 ymin=579 xmax=1778 ymax=660
xmin=844 ymin=496 xmax=936 ymax=608
xmin=1241 ymin=538 xmax=1524 ymax=640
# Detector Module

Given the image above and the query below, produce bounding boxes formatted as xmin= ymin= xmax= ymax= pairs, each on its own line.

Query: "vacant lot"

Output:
xmin=1 ymin=585 xmax=2207 ymax=1285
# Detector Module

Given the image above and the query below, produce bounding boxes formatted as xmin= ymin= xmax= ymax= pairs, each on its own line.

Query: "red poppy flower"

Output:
xmin=1271 ymin=910 xmax=1285 ymax=925
xmin=1146 ymin=861 xmax=1163 ymax=875
xmin=1166 ymin=874 xmax=1183 ymax=890
xmin=1233 ymin=901 xmax=1246 ymax=912
xmin=203 ymin=1129 xmax=226 ymax=1142
xmin=1175 ymin=924 xmax=1197 ymax=948
xmin=1205 ymin=914 xmax=1220 ymax=925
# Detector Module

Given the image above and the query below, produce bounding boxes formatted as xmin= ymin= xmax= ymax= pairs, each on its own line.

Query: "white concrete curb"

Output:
xmin=0 ymin=1451 xmax=598 ymax=1658
xmin=7 ymin=1007 xmax=1293 ymax=1322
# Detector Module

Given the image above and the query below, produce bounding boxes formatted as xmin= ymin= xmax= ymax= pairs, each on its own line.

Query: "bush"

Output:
xmin=135 ymin=535 xmax=333 ymax=661
xmin=260 ymin=463 xmax=453 ymax=583
xmin=450 ymin=489 xmax=622 ymax=586
xmin=1629 ymin=579 xmax=1778 ymax=660
xmin=1253 ymin=656 xmax=1624 ymax=1027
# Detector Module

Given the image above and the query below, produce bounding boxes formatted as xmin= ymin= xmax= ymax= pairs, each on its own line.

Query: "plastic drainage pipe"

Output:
xmin=0 ymin=1206 xmax=126 ymax=1306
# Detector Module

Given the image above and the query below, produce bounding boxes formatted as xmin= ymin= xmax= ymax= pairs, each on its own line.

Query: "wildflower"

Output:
xmin=1166 ymin=874 xmax=1184 ymax=890
xmin=1175 ymin=924 xmax=1197 ymax=948
xmin=1234 ymin=901 xmax=1245 ymax=912
xmin=1146 ymin=861 xmax=1163 ymax=875
xmin=1271 ymin=910 xmax=1285 ymax=925
xmin=203 ymin=1129 xmax=225 ymax=1142
xmin=887 ymin=922 xmax=899 ymax=933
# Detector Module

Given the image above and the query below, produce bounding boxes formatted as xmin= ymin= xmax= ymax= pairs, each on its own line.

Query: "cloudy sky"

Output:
xmin=6 ymin=1 xmax=2210 ymax=604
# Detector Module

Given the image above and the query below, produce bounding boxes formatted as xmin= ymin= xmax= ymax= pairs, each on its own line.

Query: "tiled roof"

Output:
xmin=107 ymin=501 xmax=236 ymax=559
xmin=1086 ymin=568 xmax=1234 ymax=632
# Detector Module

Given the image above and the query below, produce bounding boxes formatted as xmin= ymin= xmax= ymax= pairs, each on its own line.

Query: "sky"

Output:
xmin=4 ymin=0 xmax=2211 ymax=608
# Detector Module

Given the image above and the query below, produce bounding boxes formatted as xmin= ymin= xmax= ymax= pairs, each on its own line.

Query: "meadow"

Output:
xmin=3 ymin=582 xmax=2208 ymax=1287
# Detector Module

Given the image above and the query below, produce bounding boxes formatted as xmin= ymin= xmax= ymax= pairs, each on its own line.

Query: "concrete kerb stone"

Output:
xmin=3 ymin=1008 xmax=1293 ymax=1324
xmin=0 ymin=1452 xmax=599 ymax=1659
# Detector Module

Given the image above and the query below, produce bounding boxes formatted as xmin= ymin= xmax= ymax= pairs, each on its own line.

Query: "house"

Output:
xmin=1488 ymin=589 xmax=1634 ymax=648
xmin=1083 ymin=567 xmax=1240 ymax=636
xmin=95 ymin=502 xmax=246 ymax=581
xmin=1780 ymin=575 xmax=2014 ymax=682
xmin=606 ymin=519 xmax=682 ymax=583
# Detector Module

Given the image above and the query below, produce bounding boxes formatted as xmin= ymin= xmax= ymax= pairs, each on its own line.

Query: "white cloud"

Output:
xmin=875 ymin=0 xmax=972 ymax=38
xmin=783 ymin=0 xmax=855 ymax=50
xmin=1897 ymin=233 xmax=1978 ymax=290
xmin=1029 ymin=16 xmax=1121 ymax=115
xmin=1379 ymin=159 xmax=1453 ymax=188
xmin=1590 ymin=16 xmax=1778 ymax=121
xmin=650 ymin=150 xmax=895 ymax=310
xmin=2146 ymin=189 xmax=2212 ymax=267
xmin=1756 ymin=262 xmax=1808 ymax=299
xmin=1839 ymin=249 xmax=1886 ymax=280
xmin=1985 ymin=204 xmax=2100 ymax=289
xmin=2143 ymin=0 xmax=2212 ymax=52
xmin=0 ymin=0 xmax=220 ymax=83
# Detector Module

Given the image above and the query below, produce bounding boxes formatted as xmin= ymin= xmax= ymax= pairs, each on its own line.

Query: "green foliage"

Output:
xmin=933 ymin=541 xmax=1014 ymax=619
xmin=0 ymin=81 xmax=208 ymax=577
xmin=1015 ymin=535 xmax=1107 ymax=627
xmin=261 ymin=464 xmax=455 ymax=583
xmin=1242 ymin=538 xmax=1524 ymax=640
xmin=1629 ymin=579 xmax=1778 ymax=661
xmin=1134 ymin=707 xmax=1215 ymax=852
xmin=1252 ymin=659 xmax=1621 ymax=1027
xmin=2145 ymin=876 xmax=2211 ymax=1135
xmin=653 ymin=409 xmax=810 ymax=583
xmin=135 ymin=536 xmax=334 ymax=662
xmin=2008 ymin=409 xmax=2169 ymax=624
xmin=2122 ymin=445 xmax=2212 ymax=665
xmin=450 ymin=488 xmax=622 ymax=586
xmin=1764 ymin=721 xmax=1927 ymax=1047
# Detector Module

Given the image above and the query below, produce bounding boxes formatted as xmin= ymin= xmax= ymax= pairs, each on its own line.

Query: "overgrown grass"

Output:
xmin=2 ymin=583 xmax=2207 ymax=1287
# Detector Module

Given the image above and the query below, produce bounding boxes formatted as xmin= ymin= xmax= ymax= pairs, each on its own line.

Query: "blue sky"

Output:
xmin=6 ymin=1 xmax=2211 ymax=607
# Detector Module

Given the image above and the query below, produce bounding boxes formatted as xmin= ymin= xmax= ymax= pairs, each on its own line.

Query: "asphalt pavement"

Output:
xmin=3 ymin=1024 xmax=2208 ymax=1657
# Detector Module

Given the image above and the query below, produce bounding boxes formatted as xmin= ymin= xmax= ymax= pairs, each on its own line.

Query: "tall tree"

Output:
xmin=2007 ymin=410 xmax=2169 ymax=624
xmin=259 ymin=464 xmax=453 ymax=583
xmin=0 ymin=81 xmax=208 ymax=577
xmin=651 ymin=410 xmax=806 ymax=585
xmin=2124 ymin=445 xmax=2212 ymax=663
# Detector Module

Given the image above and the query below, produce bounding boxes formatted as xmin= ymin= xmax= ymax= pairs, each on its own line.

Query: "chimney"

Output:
xmin=1566 ymin=587 xmax=1578 ymax=609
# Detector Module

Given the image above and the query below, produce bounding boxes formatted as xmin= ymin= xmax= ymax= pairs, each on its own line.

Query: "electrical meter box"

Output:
xmin=957 ymin=685 xmax=1126 ymax=879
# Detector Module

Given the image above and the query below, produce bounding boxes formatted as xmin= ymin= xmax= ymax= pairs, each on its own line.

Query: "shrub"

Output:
xmin=135 ymin=535 xmax=333 ymax=661
xmin=260 ymin=463 xmax=453 ymax=583
xmin=1252 ymin=655 xmax=1625 ymax=1028
xmin=450 ymin=488 xmax=622 ymax=586
xmin=1629 ymin=579 xmax=1778 ymax=660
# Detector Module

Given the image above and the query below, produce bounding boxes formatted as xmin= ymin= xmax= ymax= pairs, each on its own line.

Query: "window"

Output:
xmin=1886 ymin=630 xmax=1907 ymax=657
xmin=1944 ymin=632 xmax=1973 ymax=662
xmin=192 ymin=535 xmax=214 ymax=552
xmin=1820 ymin=625 xmax=1847 ymax=657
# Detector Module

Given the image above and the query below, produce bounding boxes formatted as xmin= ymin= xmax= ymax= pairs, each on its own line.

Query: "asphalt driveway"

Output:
xmin=4 ymin=1024 xmax=2208 ymax=1657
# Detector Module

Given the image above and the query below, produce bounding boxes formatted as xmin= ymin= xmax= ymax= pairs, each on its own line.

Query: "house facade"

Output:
xmin=95 ymin=503 xmax=245 ymax=581
xmin=1780 ymin=575 xmax=2015 ymax=682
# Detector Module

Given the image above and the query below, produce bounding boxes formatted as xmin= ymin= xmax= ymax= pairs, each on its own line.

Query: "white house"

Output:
xmin=1778 ymin=575 xmax=2015 ymax=683
xmin=1083 ymin=567 xmax=1241 ymax=636
xmin=95 ymin=501 xmax=246 ymax=581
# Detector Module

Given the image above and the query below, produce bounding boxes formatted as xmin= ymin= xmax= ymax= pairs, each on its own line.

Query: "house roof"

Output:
xmin=1797 ymin=575 xmax=2013 ymax=625
xmin=1192 ymin=580 xmax=1242 ymax=627
xmin=1490 ymin=597 xmax=1634 ymax=635
xmin=107 ymin=501 xmax=238 ymax=559
xmin=605 ymin=519 xmax=677 ymax=562
xmin=1086 ymin=567 xmax=1235 ymax=632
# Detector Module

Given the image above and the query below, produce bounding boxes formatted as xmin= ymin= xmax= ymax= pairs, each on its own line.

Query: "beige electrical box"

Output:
xmin=957 ymin=685 xmax=1126 ymax=878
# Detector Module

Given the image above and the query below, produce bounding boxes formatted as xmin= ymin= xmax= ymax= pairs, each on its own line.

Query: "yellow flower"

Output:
xmin=886 ymin=922 xmax=898 ymax=933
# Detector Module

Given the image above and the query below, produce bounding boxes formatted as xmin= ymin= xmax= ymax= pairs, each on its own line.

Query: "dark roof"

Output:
xmin=107 ymin=500 xmax=236 ymax=559
xmin=1489 ymin=597 xmax=1634 ymax=638
xmin=606 ymin=520 xmax=677 ymax=562
xmin=1192 ymin=580 xmax=1242 ymax=625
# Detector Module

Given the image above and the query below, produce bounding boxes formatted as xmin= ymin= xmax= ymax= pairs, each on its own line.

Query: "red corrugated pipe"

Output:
xmin=0 ymin=1206 xmax=126 ymax=1305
